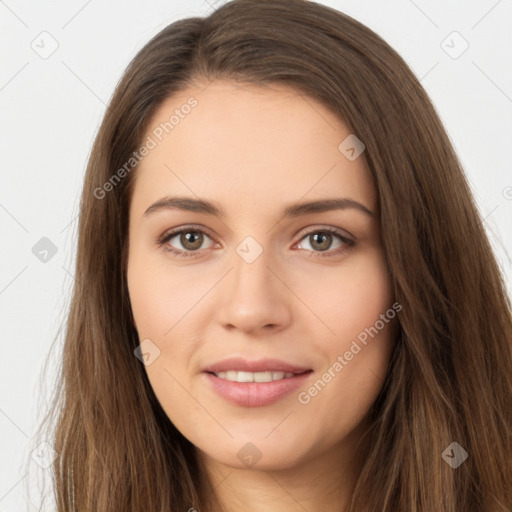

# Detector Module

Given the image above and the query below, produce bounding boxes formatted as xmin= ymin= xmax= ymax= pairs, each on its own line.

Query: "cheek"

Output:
xmin=301 ymin=247 xmax=393 ymax=341
xmin=127 ymin=246 xmax=202 ymax=338
xmin=127 ymin=249 xmax=209 ymax=392
xmin=127 ymin=253 xmax=201 ymax=428
xmin=296 ymin=248 xmax=395 ymax=415
xmin=128 ymin=275 xmax=177 ymax=337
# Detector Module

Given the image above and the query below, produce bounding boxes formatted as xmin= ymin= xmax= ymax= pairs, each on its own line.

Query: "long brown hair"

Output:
xmin=36 ymin=0 xmax=512 ymax=510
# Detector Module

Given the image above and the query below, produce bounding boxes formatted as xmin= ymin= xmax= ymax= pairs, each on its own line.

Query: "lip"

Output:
xmin=203 ymin=371 xmax=312 ymax=407
xmin=202 ymin=358 xmax=313 ymax=407
xmin=202 ymin=357 xmax=312 ymax=374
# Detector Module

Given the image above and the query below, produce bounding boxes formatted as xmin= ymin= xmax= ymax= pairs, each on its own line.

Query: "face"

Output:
xmin=127 ymin=80 xmax=396 ymax=472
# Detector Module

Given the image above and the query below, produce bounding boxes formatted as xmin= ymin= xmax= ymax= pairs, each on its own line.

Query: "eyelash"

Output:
xmin=157 ymin=225 xmax=355 ymax=260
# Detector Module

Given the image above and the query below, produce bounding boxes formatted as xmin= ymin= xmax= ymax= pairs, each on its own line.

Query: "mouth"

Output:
xmin=206 ymin=370 xmax=311 ymax=383
xmin=202 ymin=360 xmax=313 ymax=407
xmin=202 ymin=357 xmax=313 ymax=407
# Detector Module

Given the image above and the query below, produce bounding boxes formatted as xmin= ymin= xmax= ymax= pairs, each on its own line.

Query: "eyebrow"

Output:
xmin=143 ymin=196 xmax=375 ymax=218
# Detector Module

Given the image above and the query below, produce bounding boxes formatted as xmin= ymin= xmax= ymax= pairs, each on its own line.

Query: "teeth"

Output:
xmin=214 ymin=371 xmax=296 ymax=382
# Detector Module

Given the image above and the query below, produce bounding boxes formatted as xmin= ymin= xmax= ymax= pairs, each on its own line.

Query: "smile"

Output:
xmin=212 ymin=370 xmax=301 ymax=382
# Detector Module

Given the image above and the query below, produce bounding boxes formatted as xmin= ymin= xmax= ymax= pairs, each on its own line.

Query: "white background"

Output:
xmin=1 ymin=0 xmax=511 ymax=510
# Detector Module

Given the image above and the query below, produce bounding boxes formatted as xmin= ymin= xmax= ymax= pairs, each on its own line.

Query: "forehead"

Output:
xmin=130 ymin=80 xmax=376 ymax=217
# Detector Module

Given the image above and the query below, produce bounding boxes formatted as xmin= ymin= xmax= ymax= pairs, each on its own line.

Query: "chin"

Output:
xmin=200 ymin=438 xmax=309 ymax=472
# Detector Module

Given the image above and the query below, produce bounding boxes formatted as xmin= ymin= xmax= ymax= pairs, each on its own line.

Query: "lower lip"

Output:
xmin=203 ymin=371 xmax=312 ymax=407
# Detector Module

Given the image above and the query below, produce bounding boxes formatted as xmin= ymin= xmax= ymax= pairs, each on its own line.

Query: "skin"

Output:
xmin=127 ymin=80 xmax=396 ymax=512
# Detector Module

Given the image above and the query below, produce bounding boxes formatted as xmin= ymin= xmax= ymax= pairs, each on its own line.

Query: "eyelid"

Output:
xmin=157 ymin=223 xmax=215 ymax=244
xmin=296 ymin=224 xmax=354 ymax=242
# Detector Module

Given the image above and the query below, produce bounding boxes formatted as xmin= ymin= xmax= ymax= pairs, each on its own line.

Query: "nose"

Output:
xmin=216 ymin=248 xmax=293 ymax=335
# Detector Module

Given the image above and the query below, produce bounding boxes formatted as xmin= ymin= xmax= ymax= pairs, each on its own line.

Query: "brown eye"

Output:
xmin=295 ymin=227 xmax=355 ymax=259
xmin=307 ymin=232 xmax=334 ymax=251
xmin=177 ymin=230 xmax=204 ymax=251
xmin=159 ymin=227 xmax=215 ymax=258
xmin=297 ymin=229 xmax=344 ymax=253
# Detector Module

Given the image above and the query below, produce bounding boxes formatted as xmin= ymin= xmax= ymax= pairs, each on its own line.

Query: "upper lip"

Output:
xmin=203 ymin=357 xmax=312 ymax=374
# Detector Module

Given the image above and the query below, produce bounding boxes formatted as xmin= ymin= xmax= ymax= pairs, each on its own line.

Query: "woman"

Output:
xmin=39 ymin=0 xmax=512 ymax=510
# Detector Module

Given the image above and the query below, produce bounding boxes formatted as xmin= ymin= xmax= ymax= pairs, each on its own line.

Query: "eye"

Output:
xmin=294 ymin=227 xmax=355 ymax=259
xmin=158 ymin=225 xmax=215 ymax=259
